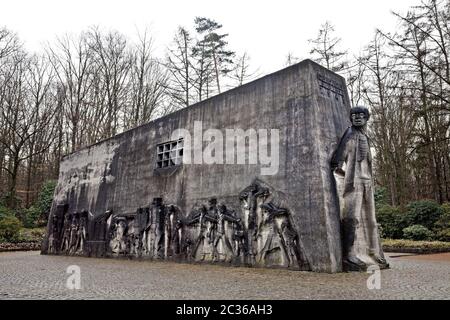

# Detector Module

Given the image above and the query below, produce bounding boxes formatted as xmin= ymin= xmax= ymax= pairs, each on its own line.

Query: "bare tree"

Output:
xmin=228 ymin=52 xmax=259 ymax=87
xmin=0 ymin=27 xmax=20 ymax=61
xmin=284 ymin=52 xmax=300 ymax=67
xmin=47 ymin=32 xmax=95 ymax=152
xmin=166 ymin=27 xmax=195 ymax=109
xmin=87 ymin=27 xmax=133 ymax=138
xmin=127 ymin=29 xmax=169 ymax=128
xmin=0 ymin=51 xmax=57 ymax=207
xmin=0 ymin=27 xmax=21 ymax=196
xmin=309 ymin=21 xmax=348 ymax=72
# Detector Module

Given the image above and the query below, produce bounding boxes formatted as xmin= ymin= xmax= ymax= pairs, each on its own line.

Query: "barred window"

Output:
xmin=156 ymin=139 xmax=183 ymax=168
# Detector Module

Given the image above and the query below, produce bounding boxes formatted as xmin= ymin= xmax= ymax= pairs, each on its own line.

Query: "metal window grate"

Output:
xmin=156 ymin=139 xmax=183 ymax=168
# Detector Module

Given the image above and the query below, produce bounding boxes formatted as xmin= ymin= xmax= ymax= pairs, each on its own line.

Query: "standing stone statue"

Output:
xmin=331 ymin=106 xmax=389 ymax=271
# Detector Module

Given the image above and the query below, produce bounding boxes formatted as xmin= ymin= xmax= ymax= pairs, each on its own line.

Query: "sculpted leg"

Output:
xmin=365 ymin=183 xmax=388 ymax=267
xmin=342 ymin=185 xmax=367 ymax=271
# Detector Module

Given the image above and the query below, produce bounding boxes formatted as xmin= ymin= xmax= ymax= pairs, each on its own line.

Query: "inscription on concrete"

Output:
xmin=317 ymin=74 xmax=345 ymax=103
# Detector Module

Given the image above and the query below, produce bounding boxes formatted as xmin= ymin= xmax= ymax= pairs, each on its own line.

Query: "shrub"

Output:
xmin=376 ymin=205 xmax=406 ymax=239
xmin=0 ymin=216 xmax=23 ymax=242
xmin=405 ymin=200 xmax=443 ymax=230
xmin=435 ymin=228 xmax=450 ymax=242
xmin=402 ymin=224 xmax=433 ymax=241
xmin=0 ymin=192 xmax=22 ymax=209
xmin=435 ymin=203 xmax=450 ymax=228
xmin=0 ymin=205 xmax=14 ymax=220
xmin=18 ymin=181 xmax=57 ymax=228
xmin=35 ymin=180 xmax=56 ymax=226
xmin=382 ymin=238 xmax=450 ymax=253
xmin=23 ymin=206 xmax=41 ymax=228
xmin=30 ymin=228 xmax=46 ymax=240
xmin=374 ymin=187 xmax=388 ymax=209
xmin=18 ymin=228 xmax=46 ymax=243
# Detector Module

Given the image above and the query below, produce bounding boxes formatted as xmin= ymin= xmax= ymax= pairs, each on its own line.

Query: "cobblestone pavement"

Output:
xmin=0 ymin=251 xmax=449 ymax=300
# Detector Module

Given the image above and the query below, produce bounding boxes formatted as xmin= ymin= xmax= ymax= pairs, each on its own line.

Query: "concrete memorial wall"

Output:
xmin=42 ymin=59 xmax=361 ymax=273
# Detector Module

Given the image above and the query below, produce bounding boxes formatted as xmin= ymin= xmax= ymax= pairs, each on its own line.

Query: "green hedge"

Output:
xmin=405 ymin=200 xmax=443 ymax=230
xmin=0 ymin=205 xmax=14 ymax=220
xmin=0 ymin=180 xmax=56 ymax=230
xmin=382 ymin=239 xmax=450 ymax=253
xmin=18 ymin=228 xmax=46 ymax=243
xmin=376 ymin=200 xmax=450 ymax=241
xmin=376 ymin=205 xmax=407 ymax=239
xmin=0 ymin=216 xmax=23 ymax=242
xmin=402 ymin=225 xmax=433 ymax=241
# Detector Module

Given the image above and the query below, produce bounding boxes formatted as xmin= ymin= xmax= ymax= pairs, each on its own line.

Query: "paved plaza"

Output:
xmin=0 ymin=251 xmax=449 ymax=299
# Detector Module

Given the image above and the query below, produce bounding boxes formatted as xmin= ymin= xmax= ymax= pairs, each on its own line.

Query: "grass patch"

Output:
xmin=18 ymin=227 xmax=46 ymax=243
xmin=0 ymin=227 xmax=46 ymax=244
xmin=0 ymin=227 xmax=45 ymax=251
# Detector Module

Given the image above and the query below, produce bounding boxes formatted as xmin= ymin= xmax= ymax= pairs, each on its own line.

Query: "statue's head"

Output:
xmin=152 ymin=197 xmax=163 ymax=206
xmin=209 ymin=198 xmax=217 ymax=206
xmin=350 ymin=106 xmax=370 ymax=127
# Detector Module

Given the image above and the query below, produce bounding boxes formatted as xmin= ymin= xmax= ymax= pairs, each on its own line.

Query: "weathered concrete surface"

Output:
xmin=43 ymin=60 xmax=351 ymax=272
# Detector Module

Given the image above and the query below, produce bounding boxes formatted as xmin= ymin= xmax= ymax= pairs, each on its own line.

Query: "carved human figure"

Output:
xmin=190 ymin=205 xmax=209 ymax=261
xmin=141 ymin=209 xmax=150 ymax=256
xmin=135 ymin=207 xmax=148 ymax=257
xmin=68 ymin=213 xmax=79 ymax=254
xmin=110 ymin=218 xmax=128 ymax=255
xmin=264 ymin=204 xmax=308 ymax=269
xmin=126 ymin=220 xmax=140 ymax=257
xmin=175 ymin=219 xmax=184 ymax=255
xmin=257 ymin=203 xmax=283 ymax=266
xmin=75 ymin=211 xmax=88 ymax=254
xmin=239 ymin=183 xmax=263 ymax=264
xmin=131 ymin=233 xmax=140 ymax=257
xmin=331 ymin=106 xmax=389 ymax=271
xmin=143 ymin=198 xmax=166 ymax=258
xmin=212 ymin=204 xmax=238 ymax=262
xmin=239 ymin=180 xmax=292 ymax=265
xmin=232 ymin=222 xmax=246 ymax=264
xmin=205 ymin=198 xmax=219 ymax=249
xmin=60 ymin=213 xmax=71 ymax=253
xmin=153 ymin=199 xmax=166 ymax=258
xmin=164 ymin=205 xmax=181 ymax=259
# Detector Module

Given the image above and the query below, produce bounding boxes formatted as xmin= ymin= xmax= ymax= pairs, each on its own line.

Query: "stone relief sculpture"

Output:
xmin=184 ymin=203 xmax=215 ymax=262
xmin=239 ymin=179 xmax=310 ymax=270
xmin=60 ymin=212 xmax=71 ymax=253
xmin=44 ymin=180 xmax=310 ymax=270
xmin=164 ymin=204 xmax=182 ymax=259
xmin=109 ymin=217 xmax=128 ymax=256
xmin=89 ymin=210 xmax=113 ymax=257
xmin=74 ymin=211 xmax=88 ymax=254
xmin=331 ymin=106 xmax=389 ymax=271
xmin=143 ymin=198 xmax=166 ymax=259
xmin=52 ymin=210 xmax=90 ymax=255
xmin=213 ymin=204 xmax=240 ymax=263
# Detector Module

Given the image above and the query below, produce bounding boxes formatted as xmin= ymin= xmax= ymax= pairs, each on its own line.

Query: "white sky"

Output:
xmin=0 ymin=0 xmax=421 ymax=75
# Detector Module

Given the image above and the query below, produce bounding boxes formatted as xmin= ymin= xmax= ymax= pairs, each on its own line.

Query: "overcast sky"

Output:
xmin=0 ymin=0 xmax=421 ymax=75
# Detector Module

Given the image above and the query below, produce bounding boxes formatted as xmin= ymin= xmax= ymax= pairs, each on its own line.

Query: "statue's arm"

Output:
xmin=331 ymin=127 xmax=352 ymax=175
